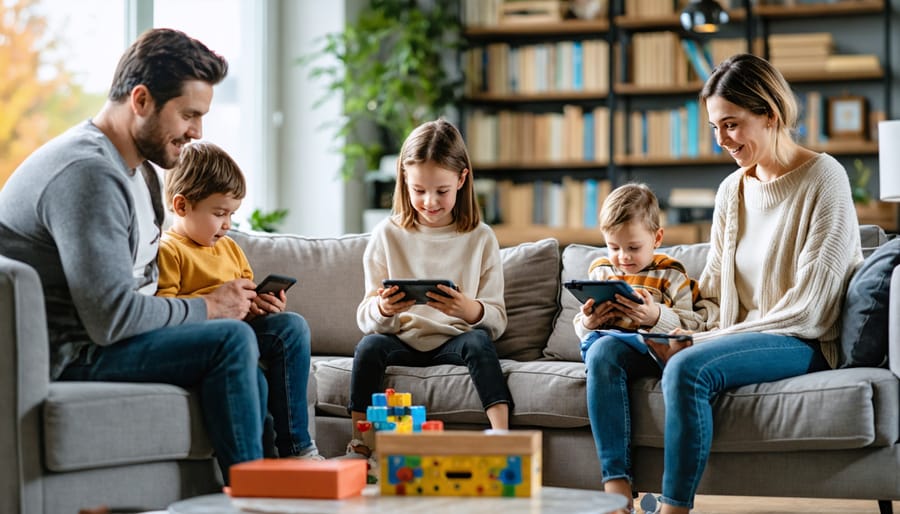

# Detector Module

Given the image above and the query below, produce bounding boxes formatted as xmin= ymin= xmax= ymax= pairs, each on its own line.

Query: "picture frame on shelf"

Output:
xmin=828 ymin=95 xmax=868 ymax=140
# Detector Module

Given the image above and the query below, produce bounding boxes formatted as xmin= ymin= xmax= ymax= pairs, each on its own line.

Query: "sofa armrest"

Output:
xmin=891 ymin=265 xmax=900 ymax=380
xmin=0 ymin=255 xmax=49 ymax=513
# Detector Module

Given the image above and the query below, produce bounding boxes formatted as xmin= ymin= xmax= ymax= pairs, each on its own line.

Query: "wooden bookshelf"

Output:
xmin=491 ymin=222 xmax=711 ymax=248
xmin=475 ymin=160 xmax=610 ymax=172
xmin=614 ymin=82 xmax=705 ymax=96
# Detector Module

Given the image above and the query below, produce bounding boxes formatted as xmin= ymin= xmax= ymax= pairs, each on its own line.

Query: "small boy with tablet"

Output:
xmin=573 ymin=183 xmax=709 ymax=363
xmin=155 ymin=142 xmax=321 ymax=462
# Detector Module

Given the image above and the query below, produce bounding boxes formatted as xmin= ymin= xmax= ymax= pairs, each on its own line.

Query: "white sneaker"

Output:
xmin=345 ymin=439 xmax=378 ymax=483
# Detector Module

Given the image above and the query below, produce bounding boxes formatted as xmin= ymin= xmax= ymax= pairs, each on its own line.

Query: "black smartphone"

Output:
xmin=564 ymin=279 xmax=644 ymax=305
xmin=255 ymin=274 xmax=297 ymax=295
xmin=382 ymin=279 xmax=459 ymax=304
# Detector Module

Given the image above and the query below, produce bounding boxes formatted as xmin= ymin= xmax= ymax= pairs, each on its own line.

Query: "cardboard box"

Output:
xmin=228 ymin=459 xmax=367 ymax=499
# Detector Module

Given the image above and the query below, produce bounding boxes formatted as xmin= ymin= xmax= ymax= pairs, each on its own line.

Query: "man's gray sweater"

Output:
xmin=0 ymin=121 xmax=207 ymax=378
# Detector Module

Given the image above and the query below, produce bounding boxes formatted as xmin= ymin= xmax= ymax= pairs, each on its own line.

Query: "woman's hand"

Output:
xmin=580 ymin=298 xmax=618 ymax=330
xmin=646 ymin=329 xmax=694 ymax=364
xmin=426 ymin=284 xmax=483 ymax=324
xmin=377 ymin=285 xmax=416 ymax=317
xmin=612 ymin=288 xmax=660 ymax=328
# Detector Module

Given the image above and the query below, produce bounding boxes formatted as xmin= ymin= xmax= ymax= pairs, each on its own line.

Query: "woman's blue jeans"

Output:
xmin=349 ymin=329 xmax=512 ymax=413
xmin=585 ymin=332 xmax=828 ymax=509
xmin=58 ymin=312 xmax=313 ymax=483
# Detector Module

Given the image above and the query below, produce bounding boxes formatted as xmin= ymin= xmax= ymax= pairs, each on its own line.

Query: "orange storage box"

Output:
xmin=228 ymin=459 xmax=367 ymax=499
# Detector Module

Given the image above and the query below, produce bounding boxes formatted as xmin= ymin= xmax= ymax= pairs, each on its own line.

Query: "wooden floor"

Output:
xmin=662 ymin=495 xmax=899 ymax=514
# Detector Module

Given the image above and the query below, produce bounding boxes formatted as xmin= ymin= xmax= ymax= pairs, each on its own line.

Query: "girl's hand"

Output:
xmin=580 ymin=299 xmax=618 ymax=330
xmin=377 ymin=285 xmax=415 ymax=317
xmin=612 ymin=288 xmax=660 ymax=328
xmin=426 ymin=284 xmax=483 ymax=324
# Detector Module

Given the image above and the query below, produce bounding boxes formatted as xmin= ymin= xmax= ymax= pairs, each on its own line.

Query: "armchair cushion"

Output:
xmin=839 ymin=238 xmax=900 ymax=368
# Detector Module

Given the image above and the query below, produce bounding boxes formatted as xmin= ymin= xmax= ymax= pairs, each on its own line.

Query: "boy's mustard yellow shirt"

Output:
xmin=156 ymin=230 xmax=253 ymax=298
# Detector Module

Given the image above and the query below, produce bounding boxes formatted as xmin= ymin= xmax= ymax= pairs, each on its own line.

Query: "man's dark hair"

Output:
xmin=108 ymin=28 xmax=228 ymax=109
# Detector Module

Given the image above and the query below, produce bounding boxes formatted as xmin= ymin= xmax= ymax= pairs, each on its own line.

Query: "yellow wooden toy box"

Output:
xmin=375 ymin=430 xmax=542 ymax=497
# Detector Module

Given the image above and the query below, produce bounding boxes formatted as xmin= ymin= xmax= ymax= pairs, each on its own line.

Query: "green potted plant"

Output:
xmin=301 ymin=0 xmax=462 ymax=180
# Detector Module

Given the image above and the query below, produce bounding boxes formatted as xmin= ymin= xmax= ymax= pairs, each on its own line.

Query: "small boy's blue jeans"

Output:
xmin=349 ymin=329 xmax=512 ymax=413
xmin=583 ymin=331 xmax=828 ymax=509
xmin=58 ymin=312 xmax=314 ymax=483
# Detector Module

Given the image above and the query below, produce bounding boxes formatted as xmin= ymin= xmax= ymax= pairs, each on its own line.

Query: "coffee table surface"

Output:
xmin=167 ymin=485 xmax=628 ymax=513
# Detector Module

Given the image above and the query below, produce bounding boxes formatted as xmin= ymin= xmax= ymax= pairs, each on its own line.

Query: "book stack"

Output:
xmin=666 ymin=187 xmax=716 ymax=224
xmin=769 ymin=32 xmax=833 ymax=73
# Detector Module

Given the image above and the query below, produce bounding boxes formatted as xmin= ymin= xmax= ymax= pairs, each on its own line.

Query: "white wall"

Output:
xmin=278 ymin=0 xmax=365 ymax=236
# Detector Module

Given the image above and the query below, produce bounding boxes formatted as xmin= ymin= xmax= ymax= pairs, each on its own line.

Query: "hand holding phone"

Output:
xmin=381 ymin=279 xmax=459 ymax=305
xmin=255 ymin=274 xmax=297 ymax=295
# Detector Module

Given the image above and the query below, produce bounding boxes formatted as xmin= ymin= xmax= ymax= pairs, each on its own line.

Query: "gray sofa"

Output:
xmin=2 ymin=225 xmax=897 ymax=514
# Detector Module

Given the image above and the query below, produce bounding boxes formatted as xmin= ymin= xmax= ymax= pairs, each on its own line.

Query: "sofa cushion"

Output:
xmin=43 ymin=382 xmax=213 ymax=472
xmin=839 ymin=239 xmax=900 ymax=368
xmin=231 ymin=230 xmax=369 ymax=357
xmin=234 ymin=230 xmax=559 ymax=360
xmin=544 ymin=242 xmax=710 ymax=361
xmin=496 ymin=238 xmax=560 ymax=360
xmin=630 ymin=367 xmax=899 ymax=451
xmin=314 ymin=358 xmax=589 ymax=428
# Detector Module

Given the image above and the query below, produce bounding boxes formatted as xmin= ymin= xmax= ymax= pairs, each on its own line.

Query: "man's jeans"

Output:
xmin=584 ymin=332 xmax=828 ymax=509
xmin=349 ymin=329 xmax=512 ymax=413
xmin=59 ymin=312 xmax=313 ymax=483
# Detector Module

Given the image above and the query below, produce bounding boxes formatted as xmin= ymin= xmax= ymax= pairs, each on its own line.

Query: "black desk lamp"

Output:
xmin=680 ymin=0 xmax=730 ymax=33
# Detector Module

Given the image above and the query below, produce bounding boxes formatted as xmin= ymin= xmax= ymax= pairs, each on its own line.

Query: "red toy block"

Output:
xmin=228 ymin=458 xmax=367 ymax=499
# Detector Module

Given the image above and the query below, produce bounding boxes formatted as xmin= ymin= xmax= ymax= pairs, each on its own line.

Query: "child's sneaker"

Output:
xmin=291 ymin=441 xmax=325 ymax=461
xmin=345 ymin=439 xmax=378 ymax=484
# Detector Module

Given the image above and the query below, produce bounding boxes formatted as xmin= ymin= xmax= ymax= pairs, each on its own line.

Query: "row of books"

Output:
xmin=475 ymin=177 xmax=613 ymax=228
xmin=630 ymin=35 xmax=750 ymax=86
xmin=623 ymin=101 xmax=720 ymax=159
xmin=465 ymin=106 xmax=612 ymax=165
xmin=463 ymin=40 xmax=610 ymax=96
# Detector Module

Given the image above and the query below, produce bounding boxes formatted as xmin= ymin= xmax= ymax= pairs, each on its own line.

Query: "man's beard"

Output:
xmin=134 ymin=112 xmax=183 ymax=169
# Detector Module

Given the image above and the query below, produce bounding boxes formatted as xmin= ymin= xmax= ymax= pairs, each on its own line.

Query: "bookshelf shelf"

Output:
xmin=613 ymin=9 xmax=746 ymax=30
xmin=465 ymin=91 xmax=609 ymax=103
xmin=780 ymin=69 xmax=884 ymax=83
xmin=491 ymin=222 xmax=712 ymax=248
xmin=613 ymin=82 xmax=705 ymax=96
xmin=475 ymin=160 xmax=609 ymax=172
xmin=464 ymin=19 xmax=610 ymax=38
xmin=615 ymin=154 xmax=733 ymax=167
xmin=754 ymin=0 xmax=883 ymax=18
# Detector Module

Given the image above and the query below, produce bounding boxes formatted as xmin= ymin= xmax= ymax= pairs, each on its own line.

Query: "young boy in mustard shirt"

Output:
xmin=156 ymin=142 xmax=321 ymax=461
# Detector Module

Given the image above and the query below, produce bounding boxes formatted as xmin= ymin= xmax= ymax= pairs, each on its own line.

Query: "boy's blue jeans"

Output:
xmin=349 ymin=329 xmax=512 ymax=413
xmin=583 ymin=331 xmax=828 ymax=509
xmin=58 ymin=312 xmax=313 ymax=483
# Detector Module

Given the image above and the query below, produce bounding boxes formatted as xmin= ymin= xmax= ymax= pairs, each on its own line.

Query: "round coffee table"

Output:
xmin=167 ymin=485 xmax=628 ymax=513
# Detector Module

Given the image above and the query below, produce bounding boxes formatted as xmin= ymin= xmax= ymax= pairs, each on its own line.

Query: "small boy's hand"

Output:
xmin=613 ymin=288 xmax=660 ymax=328
xmin=581 ymin=298 xmax=617 ymax=330
xmin=426 ymin=284 xmax=483 ymax=324
xmin=251 ymin=289 xmax=287 ymax=317
xmin=377 ymin=285 xmax=415 ymax=317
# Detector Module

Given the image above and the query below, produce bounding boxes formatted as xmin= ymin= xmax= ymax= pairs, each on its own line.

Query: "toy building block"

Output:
xmin=227 ymin=458 xmax=367 ymax=499
xmin=375 ymin=430 xmax=542 ymax=497
xmin=360 ymin=388 xmax=431 ymax=451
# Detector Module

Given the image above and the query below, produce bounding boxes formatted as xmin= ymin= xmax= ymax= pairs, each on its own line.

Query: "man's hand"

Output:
xmin=204 ymin=279 xmax=256 ymax=320
xmin=247 ymin=289 xmax=287 ymax=320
